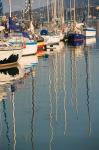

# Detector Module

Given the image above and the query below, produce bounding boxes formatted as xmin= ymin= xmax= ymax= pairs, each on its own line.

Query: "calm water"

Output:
xmin=0 ymin=37 xmax=99 ymax=150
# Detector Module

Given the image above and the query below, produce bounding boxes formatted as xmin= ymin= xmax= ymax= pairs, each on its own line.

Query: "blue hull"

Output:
xmin=68 ymin=33 xmax=85 ymax=42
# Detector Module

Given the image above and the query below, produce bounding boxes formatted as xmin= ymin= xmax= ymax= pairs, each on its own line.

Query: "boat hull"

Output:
xmin=68 ymin=33 xmax=85 ymax=42
xmin=0 ymin=49 xmax=22 ymax=68
xmin=8 ymin=38 xmax=37 ymax=56
xmin=22 ymin=43 xmax=37 ymax=56
xmin=83 ymin=28 xmax=96 ymax=37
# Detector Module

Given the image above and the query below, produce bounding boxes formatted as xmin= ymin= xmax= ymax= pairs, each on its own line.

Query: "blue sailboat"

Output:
xmin=68 ymin=33 xmax=85 ymax=42
xmin=68 ymin=0 xmax=85 ymax=43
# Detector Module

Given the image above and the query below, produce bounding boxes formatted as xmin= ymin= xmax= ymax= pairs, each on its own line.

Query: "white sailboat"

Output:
xmin=83 ymin=0 xmax=96 ymax=37
xmin=83 ymin=27 xmax=96 ymax=38
xmin=0 ymin=27 xmax=22 ymax=68
xmin=7 ymin=0 xmax=38 ymax=56
xmin=67 ymin=0 xmax=85 ymax=43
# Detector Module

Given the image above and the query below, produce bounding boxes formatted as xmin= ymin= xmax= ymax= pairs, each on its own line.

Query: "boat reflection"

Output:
xmin=68 ymin=40 xmax=84 ymax=47
xmin=19 ymin=55 xmax=38 ymax=69
xmin=48 ymin=50 xmax=67 ymax=146
xmin=67 ymin=40 xmax=85 ymax=58
xmin=85 ymin=37 xmax=96 ymax=47
xmin=84 ymin=47 xmax=91 ymax=136
xmin=0 ymin=63 xmax=37 ymax=150
xmin=0 ymin=65 xmax=24 ymax=86
xmin=70 ymin=44 xmax=91 ymax=136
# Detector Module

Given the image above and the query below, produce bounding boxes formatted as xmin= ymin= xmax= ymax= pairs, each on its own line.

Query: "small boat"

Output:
xmin=0 ymin=41 xmax=22 ymax=68
xmin=40 ymin=29 xmax=60 ymax=45
xmin=83 ymin=27 xmax=96 ymax=37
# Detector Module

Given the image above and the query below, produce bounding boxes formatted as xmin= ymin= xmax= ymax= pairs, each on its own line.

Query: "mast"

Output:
xmin=54 ymin=0 xmax=57 ymax=23
xmin=61 ymin=0 xmax=64 ymax=24
xmin=28 ymin=0 xmax=34 ymax=33
xmin=74 ymin=0 xmax=76 ymax=22
xmin=28 ymin=0 xmax=32 ymax=21
xmin=88 ymin=0 xmax=90 ymax=18
xmin=8 ymin=0 xmax=12 ymax=17
xmin=70 ymin=0 xmax=72 ymax=21
xmin=47 ymin=0 xmax=49 ymax=23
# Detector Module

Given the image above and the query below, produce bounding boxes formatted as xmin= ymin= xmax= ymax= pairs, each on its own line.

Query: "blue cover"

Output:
xmin=40 ymin=29 xmax=48 ymax=35
xmin=9 ymin=17 xmax=21 ymax=32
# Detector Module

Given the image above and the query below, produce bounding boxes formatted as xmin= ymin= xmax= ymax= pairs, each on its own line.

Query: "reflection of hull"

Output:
xmin=19 ymin=55 xmax=38 ymax=69
xmin=47 ymin=42 xmax=65 ymax=52
xmin=0 ymin=87 xmax=7 ymax=102
xmin=85 ymin=37 xmax=96 ymax=46
xmin=0 ymin=49 xmax=22 ymax=68
xmin=0 ymin=65 xmax=24 ymax=85
xmin=68 ymin=40 xmax=84 ymax=46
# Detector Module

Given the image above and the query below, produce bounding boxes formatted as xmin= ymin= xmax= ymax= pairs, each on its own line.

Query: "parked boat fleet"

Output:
xmin=0 ymin=18 xmax=97 ymax=68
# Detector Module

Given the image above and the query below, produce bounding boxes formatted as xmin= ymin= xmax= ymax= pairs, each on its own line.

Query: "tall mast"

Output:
xmin=61 ymin=0 xmax=64 ymax=24
xmin=74 ymin=0 xmax=76 ymax=22
xmin=28 ymin=0 xmax=32 ymax=21
xmin=70 ymin=0 xmax=72 ymax=21
xmin=8 ymin=0 xmax=12 ymax=17
xmin=47 ymin=0 xmax=49 ymax=23
xmin=88 ymin=0 xmax=89 ymax=18
xmin=54 ymin=0 xmax=57 ymax=23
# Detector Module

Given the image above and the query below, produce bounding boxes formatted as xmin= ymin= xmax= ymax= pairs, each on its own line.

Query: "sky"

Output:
xmin=3 ymin=0 xmax=99 ymax=13
xmin=3 ymin=0 xmax=47 ymax=13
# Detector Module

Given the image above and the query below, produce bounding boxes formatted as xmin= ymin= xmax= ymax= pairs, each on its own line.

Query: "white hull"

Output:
xmin=84 ymin=27 xmax=96 ymax=37
xmin=22 ymin=44 xmax=37 ymax=56
xmin=0 ymin=49 xmax=22 ymax=60
xmin=8 ymin=37 xmax=38 ymax=56
xmin=42 ymin=35 xmax=60 ymax=45
xmin=0 ymin=47 xmax=22 ymax=67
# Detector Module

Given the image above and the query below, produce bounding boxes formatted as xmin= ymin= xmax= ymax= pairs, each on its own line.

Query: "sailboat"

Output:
xmin=67 ymin=0 xmax=85 ymax=43
xmin=0 ymin=26 xmax=22 ymax=68
xmin=7 ymin=0 xmax=38 ymax=56
xmin=82 ymin=0 xmax=96 ymax=37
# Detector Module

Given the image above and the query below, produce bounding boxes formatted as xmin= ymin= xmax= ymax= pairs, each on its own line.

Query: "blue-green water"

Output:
xmin=0 ymin=37 xmax=99 ymax=150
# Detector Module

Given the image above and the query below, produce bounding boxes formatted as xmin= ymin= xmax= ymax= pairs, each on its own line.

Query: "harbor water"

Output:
xmin=0 ymin=37 xmax=99 ymax=150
